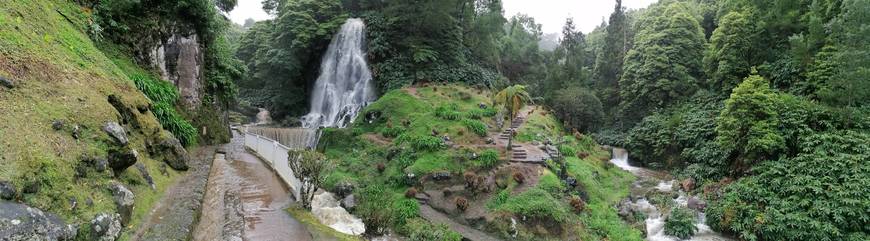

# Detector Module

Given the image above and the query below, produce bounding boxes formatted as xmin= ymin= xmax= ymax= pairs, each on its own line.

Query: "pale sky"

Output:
xmin=228 ymin=0 xmax=272 ymax=25
xmin=228 ymin=0 xmax=657 ymax=33
xmin=502 ymin=0 xmax=657 ymax=33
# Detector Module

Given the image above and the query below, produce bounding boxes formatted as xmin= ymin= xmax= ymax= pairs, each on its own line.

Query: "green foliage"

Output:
xmin=593 ymin=0 xmax=628 ymax=108
xmin=405 ymin=218 xmax=463 ymax=241
xmin=477 ymin=149 xmax=500 ymax=169
xmin=434 ymin=104 xmax=462 ymax=120
xmin=491 ymin=188 xmax=571 ymax=223
xmin=461 ymin=119 xmax=487 ymax=137
xmin=624 ymin=93 xmax=724 ymax=170
xmin=493 ymin=85 xmax=532 ymax=120
xmin=716 ymin=75 xmax=784 ymax=173
xmin=619 ymin=2 xmax=706 ymax=123
xmin=664 ymin=208 xmax=697 ymax=239
xmin=395 ymin=134 xmax=444 ymax=152
xmin=707 ymin=130 xmax=870 ymax=241
xmin=551 ymin=86 xmax=605 ymax=132
xmin=131 ymin=74 xmax=197 ymax=146
xmin=704 ymin=10 xmax=758 ymax=93
xmin=465 ymin=107 xmax=498 ymax=120
xmin=235 ymin=0 xmax=346 ymax=120
xmin=538 ymin=171 xmax=565 ymax=197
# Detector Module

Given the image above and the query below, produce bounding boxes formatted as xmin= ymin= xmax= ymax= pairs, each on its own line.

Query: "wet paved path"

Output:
xmin=131 ymin=145 xmax=218 ymax=241
xmin=193 ymin=133 xmax=311 ymax=241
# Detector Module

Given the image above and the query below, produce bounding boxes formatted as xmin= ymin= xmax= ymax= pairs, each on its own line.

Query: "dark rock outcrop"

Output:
xmin=108 ymin=147 xmax=138 ymax=176
xmin=149 ymin=134 xmax=190 ymax=171
xmin=89 ymin=213 xmax=121 ymax=241
xmin=0 ymin=76 xmax=14 ymax=89
xmin=51 ymin=120 xmax=64 ymax=131
xmin=135 ymin=163 xmax=155 ymax=190
xmin=102 ymin=122 xmax=129 ymax=146
xmin=334 ymin=182 xmax=355 ymax=198
xmin=109 ymin=182 xmax=134 ymax=226
xmin=149 ymin=34 xmax=203 ymax=108
xmin=0 ymin=201 xmax=77 ymax=240
xmin=340 ymin=194 xmax=356 ymax=212
xmin=0 ymin=181 xmax=15 ymax=200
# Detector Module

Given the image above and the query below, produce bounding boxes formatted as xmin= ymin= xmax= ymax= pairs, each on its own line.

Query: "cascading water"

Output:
xmin=301 ymin=18 xmax=375 ymax=129
xmin=609 ymin=148 xmax=731 ymax=241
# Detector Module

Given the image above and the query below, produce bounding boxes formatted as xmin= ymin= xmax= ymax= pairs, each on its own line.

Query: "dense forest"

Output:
xmin=235 ymin=0 xmax=869 ymax=240
xmin=1 ymin=0 xmax=866 ymax=240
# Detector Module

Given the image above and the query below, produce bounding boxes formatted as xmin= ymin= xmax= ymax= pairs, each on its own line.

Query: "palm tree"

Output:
xmin=493 ymin=85 xmax=532 ymax=150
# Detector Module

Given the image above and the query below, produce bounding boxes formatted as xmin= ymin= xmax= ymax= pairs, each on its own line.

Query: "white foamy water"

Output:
xmin=609 ymin=148 xmax=732 ymax=241
xmin=311 ymin=192 xmax=365 ymax=235
xmin=301 ymin=18 xmax=376 ymax=129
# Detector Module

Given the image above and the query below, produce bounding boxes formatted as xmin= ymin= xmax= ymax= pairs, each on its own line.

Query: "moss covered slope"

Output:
xmin=319 ymin=84 xmax=640 ymax=240
xmin=0 ymin=0 xmax=185 ymax=234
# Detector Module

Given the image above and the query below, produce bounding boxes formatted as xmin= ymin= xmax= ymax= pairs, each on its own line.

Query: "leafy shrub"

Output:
xmin=492 ymin=188 xmax=570 ymax=222
xmin=379 ymin=126 xmax=406 ymax=138
xmin=558 ymin=145 xmax=576 ymax=157
xmin=465 ymin=107 xmax=498 ymax=119
xmin=435 ymin=104 xmax=462 ymax=120
xmin=477 ymin=149 xmax=500 ymax=169
xmin=462 ymin=119 xmax=488 ymax=137
xmin=396 ymin=134 xmax=444 ymax=151
xmin=664 ymin=208 xmax=697 ymax=239
xmin=455 ymin=197 xmax=469 ymax=211
xmin=405 ymin=218 xmax=463 ymax=241
xmin=133 ymin=74 xmax=197 ymax=146
xmin=550 ymin=86 xmax=605 ymax=132
xmin=486 ymin=188 xmax=511 ymax=210
xmin=569 ymin=196 xmax=586 ymax=212
xmin=706 ymin=131 xmax=870 ymax=241
xmin=392 ymin=199 xmax=420 ymax=225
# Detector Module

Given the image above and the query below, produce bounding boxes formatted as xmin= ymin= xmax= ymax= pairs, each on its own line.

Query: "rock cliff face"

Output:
xmin=149 ymin=33 xmax=203 ymax=108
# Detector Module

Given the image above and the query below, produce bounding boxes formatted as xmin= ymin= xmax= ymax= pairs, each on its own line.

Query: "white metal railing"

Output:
xmin=240 ymin=128 xmax=303 ymax=200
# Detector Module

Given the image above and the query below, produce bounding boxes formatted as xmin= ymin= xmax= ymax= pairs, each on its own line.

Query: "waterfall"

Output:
xmin=301 ymin=18 xmax=375 ymax=129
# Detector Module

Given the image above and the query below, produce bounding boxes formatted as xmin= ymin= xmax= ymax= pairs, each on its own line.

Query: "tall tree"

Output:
xmin=716 ymin=74 xmax=784 ymax=174
xmin=593 ymin=0 xmax=628 ymax=108
xmin=619 ymin=2 xmax=706 ymax=124
xmin=819 ymin=0 xmax=870 ymax=108
xmin=704 ymin=11 xmax=759 ymax=94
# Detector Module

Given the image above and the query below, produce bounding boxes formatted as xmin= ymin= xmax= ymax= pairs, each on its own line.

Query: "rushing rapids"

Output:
xmin=301 ymin=18 xmax=376 ymax=129
xmin=609 ymin=148 xmax=731 ymax=241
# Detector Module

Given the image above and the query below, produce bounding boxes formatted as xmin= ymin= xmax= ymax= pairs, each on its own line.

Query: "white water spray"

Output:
xmin=301 ymin=18 xmax=375 ymax=128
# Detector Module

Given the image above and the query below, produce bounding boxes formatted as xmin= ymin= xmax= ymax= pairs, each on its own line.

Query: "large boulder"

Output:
xmin=102 ymin=122 xmax=129 ymax=146
xmin=0 ymin=181 xmax=15 ymax=200
xmin=0 ymin=201 xmax=77 ymax=240
xmin=340 ymin=194 xmax=356 ymax=212
xmin=108 ymin=147 xmax=138 ymax=176
xmin=681 ymin=178 xmax=696 ymax=192
xmin=687 ymin=196 xmax=707 ymax=211
xmin=109 ymin=183 xmax=134 ymax=226
xmin=149 ymin=134 xmax=190 ymax=171
xmin=89 ymin=213 xmax=121 ymax=241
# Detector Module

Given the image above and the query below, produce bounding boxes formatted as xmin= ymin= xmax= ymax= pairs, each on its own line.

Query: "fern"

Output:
xmin=462 ymin=119 xmax=487 ymax=137
xmin=132 ymin=73 xmax=197 ymax=146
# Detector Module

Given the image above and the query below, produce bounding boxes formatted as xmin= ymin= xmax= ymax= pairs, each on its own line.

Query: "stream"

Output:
xmin=609 ymin=148 xmax=731 ymax=241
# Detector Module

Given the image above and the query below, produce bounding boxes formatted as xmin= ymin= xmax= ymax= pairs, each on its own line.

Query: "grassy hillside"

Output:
xmin=318 ymin=84 xmax=640 ymax=240
xmin=0 ymin=0 xmax=186 ymax=236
